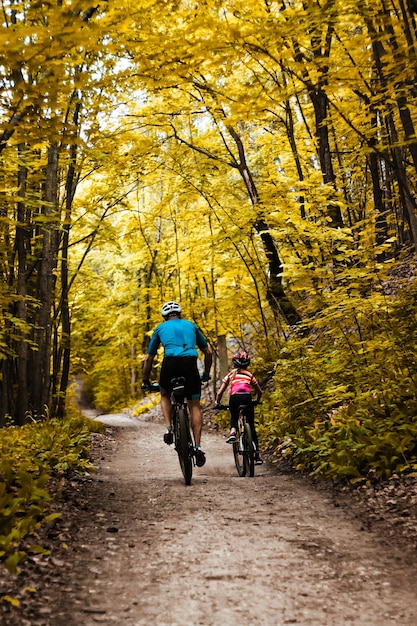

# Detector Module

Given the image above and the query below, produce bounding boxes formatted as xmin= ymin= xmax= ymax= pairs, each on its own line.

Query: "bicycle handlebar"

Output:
xmin=141 ymin=381 xmax=160 ymax=393
xmin=142 ymin=376 xmax=209 ymax=393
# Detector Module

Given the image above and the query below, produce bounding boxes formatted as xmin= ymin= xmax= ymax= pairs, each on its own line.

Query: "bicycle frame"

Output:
xmin=142 ymin=377 xmax=196 ymax=485
xmin=217 ymin=403 xmax=255 ymax=477
xmin=235 ymin=404 xmax=255 ymax=477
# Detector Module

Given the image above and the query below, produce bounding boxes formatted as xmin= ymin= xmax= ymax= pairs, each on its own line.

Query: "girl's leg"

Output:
xmin=243 ymin=397 xmax=259 ymax=449
xmin=228 ymin=394 xmax=240 ymax=431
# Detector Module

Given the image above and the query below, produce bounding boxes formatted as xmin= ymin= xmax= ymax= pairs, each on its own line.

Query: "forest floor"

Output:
xmin=1 ymin=402 xmax=417 ymax=626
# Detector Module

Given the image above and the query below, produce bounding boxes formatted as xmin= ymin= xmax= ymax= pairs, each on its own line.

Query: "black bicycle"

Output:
xmin=216 ymin=402 xmax=255 ymax=477
xmin=142 ymin=378 xmax=195 ymax=485
xmin=170 ymin=376 xmax=195 ymax=486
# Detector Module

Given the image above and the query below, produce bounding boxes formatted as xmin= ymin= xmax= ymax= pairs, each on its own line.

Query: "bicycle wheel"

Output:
xmin=177 ymin=407 xmax=193 ymax=485
xmin=233 ymin=431 xmax=246 ymax=477
xmin=242 ymin=422 xmax=255 ymax=477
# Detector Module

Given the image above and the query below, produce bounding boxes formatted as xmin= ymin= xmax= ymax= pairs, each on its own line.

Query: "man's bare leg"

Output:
xmin=187 ymin=399 xmax=202 ymax=447
xmin=160 ymin=394 xmax=172 ymax=427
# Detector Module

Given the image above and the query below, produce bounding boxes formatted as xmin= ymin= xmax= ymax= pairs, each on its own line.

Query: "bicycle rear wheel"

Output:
xmin=242 ymin=422 xmax=255 ymax=477
xmin=176 ymin=407 xmax=193 ymax=485
xmin=233 ymin=432 xmax=246 ymax=477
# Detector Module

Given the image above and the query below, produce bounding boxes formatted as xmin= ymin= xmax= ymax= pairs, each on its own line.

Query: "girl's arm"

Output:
xmin=253 ymin=380 xmax=263 ymax=403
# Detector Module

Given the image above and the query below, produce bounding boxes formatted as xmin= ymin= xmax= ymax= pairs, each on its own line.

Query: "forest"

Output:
xmin=2 ymin=0 xmax=417 ymax=499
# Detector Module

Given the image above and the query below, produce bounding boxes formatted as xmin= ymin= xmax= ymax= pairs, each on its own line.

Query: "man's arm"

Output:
xmin=142 ymin=353 xmax=155 ymax=382
xmin=195 ymin=325 xmax=212 ymax=379
xmin=143 ymin=326 xmax=161 ymax=383
xmin=202 ymin=345 xmax=212 ymax=379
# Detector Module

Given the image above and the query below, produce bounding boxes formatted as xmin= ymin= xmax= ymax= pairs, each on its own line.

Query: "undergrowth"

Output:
xmin=0 ymin=411 xmax=105 ymax=582
xmin=259 ymin=276 xmax=417 ymax=483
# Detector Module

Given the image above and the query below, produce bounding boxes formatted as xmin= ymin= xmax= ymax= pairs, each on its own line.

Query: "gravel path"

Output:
xmin=2 ymin=411 xmax=417 ymax=625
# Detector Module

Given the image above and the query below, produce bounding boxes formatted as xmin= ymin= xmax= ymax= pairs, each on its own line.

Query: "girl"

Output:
xmin=215 ymin=351 xmax=263 ymax=464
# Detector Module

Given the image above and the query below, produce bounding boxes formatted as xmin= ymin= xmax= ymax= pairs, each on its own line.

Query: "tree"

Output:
xmin=2 ymin=0 xmax=417 ymax=424
xmin=0 ymin=0 xmax=130 ymax=422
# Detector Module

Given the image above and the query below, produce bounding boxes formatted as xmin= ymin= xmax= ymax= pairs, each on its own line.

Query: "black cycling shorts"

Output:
xmin=229 ymin=393 xmax=254 ymax=427
xmin=229 ymin=393 xmax=258 ymax=448
xmin=159 ymin=356 xmax=202 ymax=400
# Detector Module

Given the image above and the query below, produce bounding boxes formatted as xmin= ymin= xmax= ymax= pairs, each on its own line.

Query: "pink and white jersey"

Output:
xmin=222 ymin=368 xmax=257 ymax=395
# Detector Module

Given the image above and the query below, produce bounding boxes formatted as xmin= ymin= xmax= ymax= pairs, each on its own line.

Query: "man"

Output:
xmin=142 ymin=301 xmax=212 ymax=467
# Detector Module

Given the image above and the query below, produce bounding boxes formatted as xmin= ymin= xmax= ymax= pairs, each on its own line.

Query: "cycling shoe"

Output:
xmin=194 ymin=448 xmax=206 ymax=467
xmin=164 ymin=431 xmax=174 ymax=445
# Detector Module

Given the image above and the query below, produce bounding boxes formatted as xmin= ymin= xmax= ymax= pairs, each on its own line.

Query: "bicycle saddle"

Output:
xmin=171 ymin=376 xmax=186 ymax=396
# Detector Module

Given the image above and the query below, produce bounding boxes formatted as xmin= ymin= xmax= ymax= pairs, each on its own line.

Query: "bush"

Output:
xmin=260 ymin=279 xmax=417 ymax=482
xmin=0 ymin=414 xmax=104 ymax=575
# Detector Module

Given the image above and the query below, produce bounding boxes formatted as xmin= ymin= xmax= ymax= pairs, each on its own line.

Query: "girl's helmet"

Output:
xmin=232 ymin=351 xmax=250 ymax=368
xmin=161 ymin=301 xmax=182 ymax=318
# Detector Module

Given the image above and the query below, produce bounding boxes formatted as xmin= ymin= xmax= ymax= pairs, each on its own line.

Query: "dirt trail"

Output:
xmin=4 ymin=411 xmax=417 ymax=626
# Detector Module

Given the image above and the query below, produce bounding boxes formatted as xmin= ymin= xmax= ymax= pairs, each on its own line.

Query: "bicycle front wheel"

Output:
xmin=177 ymin=407 xmax=193 ymax=485
xmin=242 ymin=422 xmax=255 ymax=477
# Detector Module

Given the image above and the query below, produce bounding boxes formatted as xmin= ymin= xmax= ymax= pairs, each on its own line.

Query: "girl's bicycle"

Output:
xmin=142 ymin=377 xmax=195 ymax=486
xmin=215 ymin=403 xmax=256 ymax=477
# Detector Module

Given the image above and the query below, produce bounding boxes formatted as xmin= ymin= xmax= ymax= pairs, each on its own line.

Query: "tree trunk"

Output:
xmin=309 ymin=87 xmax=343 ymax=227
xmin=363 ymin=1 xmax=417 ymax=253
xmin=227 ymin=125 xmax=302 ymax=326
xmin=217 ymin=334 xmax=228 ymax=380
xmin=283 ymin=99 xmax=306 ymax=218
xmin=367 ymin=110 xmax=390 ymax=256
xmin=55 ymin=100 xmax=82 ymax=419
xmin=32 ymin=142 xmax=59 ymax=417
xmin=291 ymin=15 xmax=343 ymax=228
xmin=14 ymin=146 xmax=30 ymax=424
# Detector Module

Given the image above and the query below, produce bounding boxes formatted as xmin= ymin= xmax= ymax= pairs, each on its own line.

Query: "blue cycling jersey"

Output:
xmin=147 ymin=318 xmax=208 ymax=358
